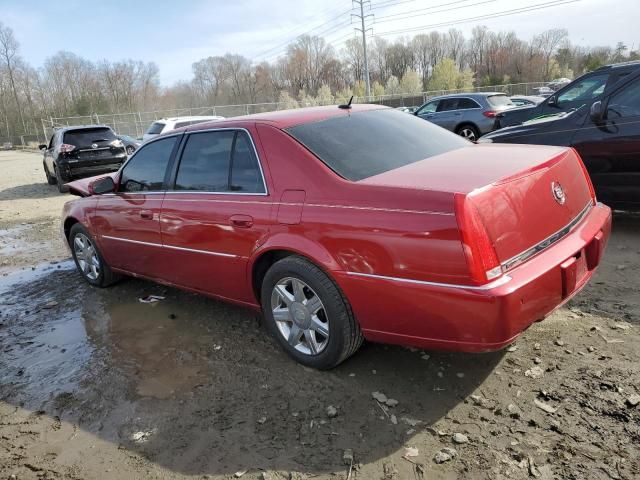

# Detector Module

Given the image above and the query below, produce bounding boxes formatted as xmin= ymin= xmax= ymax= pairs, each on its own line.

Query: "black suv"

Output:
xmin=40 ymin=125 xmax=127 ymax=192
xmin=496 ymin=61 xmax=640 ymax=128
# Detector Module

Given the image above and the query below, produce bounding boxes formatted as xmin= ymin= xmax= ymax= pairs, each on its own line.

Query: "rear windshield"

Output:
xmin=286 ymin=108 xmax=469 ymax=181
xmin=487 ymin=95 xmax=514 ymax=108
xmin=63 ymin=127 xmax=116 ymax=147
xmin=146 ymin=122 xmax=166 ymax=135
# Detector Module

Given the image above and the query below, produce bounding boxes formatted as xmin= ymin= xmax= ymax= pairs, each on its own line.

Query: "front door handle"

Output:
xmin=230 ymin=214 xmax=253 ymax=228
xmin=140 ymin=210 xmax=154 ymax=220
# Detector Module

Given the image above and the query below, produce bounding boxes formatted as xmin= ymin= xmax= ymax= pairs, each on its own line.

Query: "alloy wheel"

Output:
xmin=73 ymin=233 xmax=101 ymax=281
xmin=459 ymin=128 xmax=477 ymax=141
xmin=270 ymin=277 xmax=329 ymax=356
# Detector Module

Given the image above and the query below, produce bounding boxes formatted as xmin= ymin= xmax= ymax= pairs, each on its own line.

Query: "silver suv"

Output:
xmin=414 ymin=92 xmax=515 ymax=141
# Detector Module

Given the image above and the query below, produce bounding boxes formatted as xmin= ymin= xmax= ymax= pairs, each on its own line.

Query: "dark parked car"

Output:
xmin=497 ymin=61 xmax=640 ymax=128
xmin=40 ymin=125 xmax=127 ymax=193
xmin=481 ymin=68 xmax=640 ymax=210
xmin=117 ymin=134 xmax=141 ymax=155
xmin=414 ymin=92 xmax=515 ymax=141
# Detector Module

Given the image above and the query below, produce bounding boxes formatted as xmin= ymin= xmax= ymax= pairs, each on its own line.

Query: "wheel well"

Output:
xmin=455 ymin=122 xmax=479 ymax=133
xmin=63 ymin=217 xmax=79 ymax=244
xmin=251 ymin=250 xmax=298 ymax=302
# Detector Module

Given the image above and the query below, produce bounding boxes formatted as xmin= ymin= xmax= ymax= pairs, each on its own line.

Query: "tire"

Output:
xmin=261 ymin=255 xmax=363 ymax=369
xmin=456 ymin=124 xmax=480 ymax=142
xmin=54 ymin=165 xmax=69 ymax=193
xmin=69 ymin=223 xmax=120 ymax=287
xmin=44 ymin=163 xmax=57 ymax=185
xmin=126 ymin=145 xmax=135 ymax=155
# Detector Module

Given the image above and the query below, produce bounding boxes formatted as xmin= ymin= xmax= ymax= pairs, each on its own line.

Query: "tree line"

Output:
xmin=0 ymin=20 xmax=636 ymax=140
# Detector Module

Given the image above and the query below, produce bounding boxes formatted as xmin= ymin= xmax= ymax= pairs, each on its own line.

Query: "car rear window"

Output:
xmin=286 ymin=108 xmax=469 ymax=181
xmin=63 ymin=128 xmax=116 ymax=147
xmin=146 ymin=122 xmax=166 ymax=135
xmin=486 ymin=95 xmax=514 ymax=108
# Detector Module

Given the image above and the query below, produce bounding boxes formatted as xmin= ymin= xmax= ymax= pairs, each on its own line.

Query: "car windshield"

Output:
xmin=286 ymin=108 xmax=470 ymax=181
xmin=63 ymin=127 xmax=116 ymax=146
xmin=145 ymin=122 xmax=165 ymax=135
xmin=487 ymin=95 xmax=514 ymax=107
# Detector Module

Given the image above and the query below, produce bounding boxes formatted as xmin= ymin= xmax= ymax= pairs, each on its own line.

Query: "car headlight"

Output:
xmin=110 ymin=139 xmax=124 ymax=147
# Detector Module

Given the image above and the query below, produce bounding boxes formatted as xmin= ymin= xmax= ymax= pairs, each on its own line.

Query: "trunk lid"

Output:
xmin=360 ymin=144 xmax=594 ymax=280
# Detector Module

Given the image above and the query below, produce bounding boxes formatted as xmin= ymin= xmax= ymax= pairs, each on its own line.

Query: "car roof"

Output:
xmin=596 ymin=60 xmax=640 ymax=71
xmin=163 ymin=116 xmax=225 ymax=122
xmin=428 ymin=92 xmax=507 ymax=101
xmin=184 ymin=104 xmax=388 ymax=130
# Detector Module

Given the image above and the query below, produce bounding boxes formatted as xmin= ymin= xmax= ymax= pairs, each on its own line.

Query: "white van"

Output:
xmin=143 ymin=116 xmax=225 ymax=141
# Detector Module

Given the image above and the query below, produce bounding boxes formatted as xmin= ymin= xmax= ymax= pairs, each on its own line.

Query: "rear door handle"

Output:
xmin=140 ymin=210 xmax=154 ymax=220
xmin=230 ymin=214 xmax=253 ymax=228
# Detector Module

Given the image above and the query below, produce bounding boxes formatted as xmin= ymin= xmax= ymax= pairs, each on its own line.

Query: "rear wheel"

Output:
xmin=456 ymin=124 xmax=480 ymax=141
xmin=44 ymin=163 xmax=57 ymax=185
xmin=54 ymin=165 xmax=69 ymax=193
xmin=261 ymin=256 xmax=363 ymax=369
xmin=69 ymin=223 xmax=120 ymax=287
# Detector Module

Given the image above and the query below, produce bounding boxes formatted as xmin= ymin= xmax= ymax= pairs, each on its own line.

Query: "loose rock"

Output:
xmin=452 ymin=432 xmax=468 ymax=444
xmin=525 ymin=366 xmax=544 ymax=379
xmin=372 ymin=391 xmax=388 ymax=403
xmin=326 ymin=405 xmax=338 ymax=418
xmin=534 ymin=399 xmax=557 ymax=414
xmin=434 ymin=447 xmax=457 ymax=464
xmin=626 ymin=394 xmax=640 ymax=407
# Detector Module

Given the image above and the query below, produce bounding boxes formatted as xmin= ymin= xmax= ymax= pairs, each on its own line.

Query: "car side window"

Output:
xmin=457 ymin=98 xmax=480 ymax=110
xmin=175 ymin=131 xmax=235 ymax=191
xmin=437 ymin=99 xmax=459 ymax=112
xmin=119 ymin=136 xmax=177 ymax=192
xmin=230 ymin=131 xmax=266 ymax=193
xmin=556 ymin=73 xmax=609 ymax=107
xmin=608 ymin=79 xmax=640 ymax=118
xmin=418 ymin=101 xmax=438 ymax=115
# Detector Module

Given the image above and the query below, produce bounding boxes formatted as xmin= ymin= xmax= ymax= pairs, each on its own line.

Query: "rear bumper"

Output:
xmin=334 ymin=202 xmax=612 ymax=352
xmin=60 ymin=157 xmax=125 ymax=180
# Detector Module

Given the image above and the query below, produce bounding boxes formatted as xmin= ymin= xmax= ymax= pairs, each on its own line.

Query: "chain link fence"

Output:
xmin=41 ymin=82 xmax=548 ymax=140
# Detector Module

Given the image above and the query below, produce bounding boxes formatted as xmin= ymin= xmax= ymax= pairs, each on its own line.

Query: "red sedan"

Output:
xmin=62 ymin=105 xmax=611 ymax=369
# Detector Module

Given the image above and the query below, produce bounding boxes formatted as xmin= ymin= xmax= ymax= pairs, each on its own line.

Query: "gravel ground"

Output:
xmin=0 ymin=150 xmax=639 ymax=480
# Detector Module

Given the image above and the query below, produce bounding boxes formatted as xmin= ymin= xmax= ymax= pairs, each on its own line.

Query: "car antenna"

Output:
xmin=338 ymin=96 xmax=354 ymax=110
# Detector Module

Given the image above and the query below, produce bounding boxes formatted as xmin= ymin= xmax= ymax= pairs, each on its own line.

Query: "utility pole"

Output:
xmin=352 ymin=0 xmax=373 ymax=99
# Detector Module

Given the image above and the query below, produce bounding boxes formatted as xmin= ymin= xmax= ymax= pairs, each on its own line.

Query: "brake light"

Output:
xmin=454 ymin=193 xmax=502 ymax=285
xmin=572 ymin=147 xmax=596 ymax=204
xmin=482 ymin=111 xmax=498 ymax=118
xmin=59 ymin=143 xmax=76 ymax=153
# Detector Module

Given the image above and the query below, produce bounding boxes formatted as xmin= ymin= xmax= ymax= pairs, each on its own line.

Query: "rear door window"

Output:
xmin=608 ymin=78 xmax=640 ymax=118
xmin=457 ymin=98 xmax=481 ymax=109
xmin=119 ymin=136 xmax=178 ymax=192
xmin=230 ymin=132 xmax=265 ymax=193
xmin=63 ymin=128 xmax=116 ymax=147
xmin=174 ymin=131 xmax=235 ymax=191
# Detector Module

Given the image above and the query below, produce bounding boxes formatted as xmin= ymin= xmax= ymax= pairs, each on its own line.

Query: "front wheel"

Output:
xmin=69 ymin=223 xmax=120 ymax=287
xmin=456 ymin=124 xmax=480 ymax=142
xmin=261 ymin=256 xmax=363 ymax=369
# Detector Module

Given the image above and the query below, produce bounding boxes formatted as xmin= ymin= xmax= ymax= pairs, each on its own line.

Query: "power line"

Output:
xmin=251 ymin=8 xmax=352 ymax=61
xmin=372 ymin=0 xmax=582 ymax=36
xmin=374 ymin=0 xmax=492 ymax=23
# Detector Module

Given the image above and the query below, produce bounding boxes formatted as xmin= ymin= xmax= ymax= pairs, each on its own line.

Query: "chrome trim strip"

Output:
xmin=501 ymin=200 xmax=593 ymax=272
xmin=345 ymin=271 xmax=512 ymax=290
xmin=101 ymin=235 xmax=237 ymax=258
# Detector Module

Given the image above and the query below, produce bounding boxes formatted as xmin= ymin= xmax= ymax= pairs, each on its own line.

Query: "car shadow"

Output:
xmin=0 ymin=268 xmax=503 ymax=477
xmin=0 ymin=182 xmax=67 ymax=201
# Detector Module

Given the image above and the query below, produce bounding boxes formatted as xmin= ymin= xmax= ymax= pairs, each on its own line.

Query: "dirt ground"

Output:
xmin=1 ymin=150 xmax=639 ymax=480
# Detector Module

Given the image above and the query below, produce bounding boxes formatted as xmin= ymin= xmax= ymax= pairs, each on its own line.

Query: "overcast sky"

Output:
xmin=0 ymin=0 xmax=635 ymax=85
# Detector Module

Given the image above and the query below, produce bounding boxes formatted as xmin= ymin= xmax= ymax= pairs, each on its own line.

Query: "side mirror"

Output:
xmin=38 ymin=144 xmax=47 ymax=151
xmin=590 ymin=101 xmax=604 ymax=124
xmin=89 ymin=176 xmax=115 ymax=195
xmin=547 ymin=96 xmax=556 ymax=106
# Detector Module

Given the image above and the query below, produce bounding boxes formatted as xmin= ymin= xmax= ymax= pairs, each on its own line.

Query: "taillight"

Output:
xmin=571 ymin=147 xmax=596 ymax=204
xmin=454 ymin=193 xmax=502 ymax=285
xmin=482 ymin=111 xmax=498 ymax=118
xmin=59 ymin=143 xmax=76 ymax=153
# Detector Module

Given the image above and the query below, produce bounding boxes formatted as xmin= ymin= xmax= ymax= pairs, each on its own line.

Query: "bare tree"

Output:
xmin=0 ymin=22 xmax=26 ymax=133
xmin=532 ymin=28 xmax=568 ymax=80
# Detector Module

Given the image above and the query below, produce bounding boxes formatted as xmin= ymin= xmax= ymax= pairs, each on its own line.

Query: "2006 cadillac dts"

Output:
xmin=62 ymin=105 xmax=611 ymax=369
